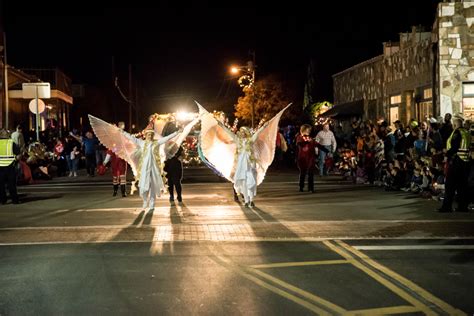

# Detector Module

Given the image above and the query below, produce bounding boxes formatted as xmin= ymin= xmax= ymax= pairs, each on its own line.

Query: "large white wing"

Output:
xmin=252 ymin=103 xmax=292 ymax=185
xmin=196 ymin=101 xmax=237 ymax=182
xmin=88 ymin=114 xmax=140 ymax=177
xmin=162 ymin=117 xmax=200 ymax=160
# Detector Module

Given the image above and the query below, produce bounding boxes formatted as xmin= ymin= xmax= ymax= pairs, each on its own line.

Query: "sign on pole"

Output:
xmin=22 ymin=82 xmax=50 ymax=141
xmin=28 ymin=99 xmax=45 ymax=114
xmin=22 ymin=82 xmax=51 ymax=99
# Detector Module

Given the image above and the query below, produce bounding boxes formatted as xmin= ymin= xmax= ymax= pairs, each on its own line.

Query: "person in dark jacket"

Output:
xmin=164 ymin=146 xmax=183 ymax=203
xmin=438 ymin=115 xmax=470 ymax=212
xmin=296 ymin=124 xmax=328 ymax=193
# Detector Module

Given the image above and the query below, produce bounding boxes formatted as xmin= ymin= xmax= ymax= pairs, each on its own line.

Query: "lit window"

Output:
xmin=390 ymin=95 xmax=401 ymax=104
xmin=423 ymin=88 xmax=432 ymax=99
xmin=464 ymin=83 xmax=474 ymax=96
xmin=462 ymin=82 xmax=474 ymax=117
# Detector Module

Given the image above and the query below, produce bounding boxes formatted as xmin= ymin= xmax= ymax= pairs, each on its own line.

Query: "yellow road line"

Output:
xmin=345 ymin=305 xmax=421 ymax=315
xmin=248 ymin=267 xmax=347 ymax=314
xmin=250 ymin=259 xmax=348 ymax=269
xmin=323 ymin=240 xmax=436 ymax=315
xmin=210 ymin=254 xmax=333 ymax=315
xmin=335 ymin=240 xmax=466 ymax=316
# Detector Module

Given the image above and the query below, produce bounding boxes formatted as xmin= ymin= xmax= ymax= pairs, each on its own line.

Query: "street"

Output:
xmin=1 ymin=167 xmax=473 ymax=315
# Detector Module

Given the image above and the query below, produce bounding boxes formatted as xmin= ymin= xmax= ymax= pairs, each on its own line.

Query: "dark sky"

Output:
xmin=2 ymin=1 xmax=440 ymax=113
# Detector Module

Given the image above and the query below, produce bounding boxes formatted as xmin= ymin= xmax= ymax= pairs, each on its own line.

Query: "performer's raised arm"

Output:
xmin=69 ymin=132 xmax=83 ymax=143
xmin=158 ymin=131 xmax=179 ymax=145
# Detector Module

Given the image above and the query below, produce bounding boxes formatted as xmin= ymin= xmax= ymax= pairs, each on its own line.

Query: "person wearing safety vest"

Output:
xmin=438 ymin=114 xmax=470 ymax=212
xmin=0 ymin=129 xmax=21 ymax=205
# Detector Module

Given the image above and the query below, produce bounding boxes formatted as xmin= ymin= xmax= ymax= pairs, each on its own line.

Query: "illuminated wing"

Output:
xmin=196 ymin=101 xmax=237 ymax=182
xmin=252 ymin=103 xmax=292 ymax=185
xmin=153 ymin=118 xmax=168 ymax=138
xmin=88 ymin=114 xmax=141 ymax=178
xmin=162 ymin=117 xmax=200 ymax=159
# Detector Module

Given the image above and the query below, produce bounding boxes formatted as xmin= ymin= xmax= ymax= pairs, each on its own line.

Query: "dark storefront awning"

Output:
xmin=320 ymin=100 xmax=364 ymax=118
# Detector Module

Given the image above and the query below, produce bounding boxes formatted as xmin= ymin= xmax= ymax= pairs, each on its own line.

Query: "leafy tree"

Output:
xmin=234 ymin=75 xmax=293 ymax=126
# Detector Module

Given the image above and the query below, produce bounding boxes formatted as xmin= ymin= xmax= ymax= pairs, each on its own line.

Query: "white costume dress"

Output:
xmin=126 ymin=133 xmax=177 ymax=208
xmin=233 ymin=137 xmax=258 ymax=204
xmin=196 ymin=101 xmax=291 ymax=206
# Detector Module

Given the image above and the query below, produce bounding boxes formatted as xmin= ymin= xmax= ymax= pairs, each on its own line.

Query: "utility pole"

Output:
xmin=135 ymin=78 xmax=139 ymax=129
xmin=113 ymin=59 xmax=134 ymax=132
xmin=3 ymin=32 xmax=9 ymax=129
xmin=248 ymin=50 xmax=256 ymax=129
xmin=128 ymin=64 xmax=132 ymax=132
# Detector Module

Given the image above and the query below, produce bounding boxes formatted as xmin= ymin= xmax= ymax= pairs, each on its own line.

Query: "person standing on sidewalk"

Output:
xmin=11 ymin=125 xmax=25 ymax=154
xmin=70 ymin=131 xmax=99 ymax=177
xmin=438 ymin=114 xmax=470 ymax=213
xmin=64 ymin=135 xmax=80 ymax=177
xmin=315 ymin=122 xmax=337 ymax=176
xmin=0 ymin=129 xmax=20 ymax=204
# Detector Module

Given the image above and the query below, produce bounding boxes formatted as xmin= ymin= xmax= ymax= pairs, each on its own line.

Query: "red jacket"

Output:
xmin=106 ymin=150 xmax=127 ymax=176
xmin=296 ymin=134 xmax=317 ymax=171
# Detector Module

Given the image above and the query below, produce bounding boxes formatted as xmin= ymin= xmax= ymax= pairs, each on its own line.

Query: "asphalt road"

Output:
xmin=0 ymin=168 xmax=473 ymax=315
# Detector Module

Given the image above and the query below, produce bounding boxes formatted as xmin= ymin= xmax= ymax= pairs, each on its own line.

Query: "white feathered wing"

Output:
xmin=196 ymin=101 xmax=237 ymax=182
xmin=252 ymin=103 xmax=292 ymax=185
xmin=88 ymin=114 xmax=141 ymax=178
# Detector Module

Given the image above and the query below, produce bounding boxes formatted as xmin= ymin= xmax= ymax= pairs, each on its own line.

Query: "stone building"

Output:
xmin=328 ymin=1 xmax=474 ymax=125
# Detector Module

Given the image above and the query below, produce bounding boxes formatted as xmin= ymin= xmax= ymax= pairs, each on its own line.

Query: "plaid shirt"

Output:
xmin=315 ymin=130 xmax=337 ymax=151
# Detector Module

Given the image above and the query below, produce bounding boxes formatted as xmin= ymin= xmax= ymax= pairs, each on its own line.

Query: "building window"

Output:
xmin=423 ymin=88 xmax=432 ymax=100
xmin=463 ymin=82 xmax=474 ymax=118
xmin=390 ymin=94 xmax=401 ymax=105
xmin=390 ymin=106 xmax=399 ymax=126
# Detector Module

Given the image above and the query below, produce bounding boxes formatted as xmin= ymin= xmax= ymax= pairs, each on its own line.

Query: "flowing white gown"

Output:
xmin=196 ymin=101 xmax=291 ymax=205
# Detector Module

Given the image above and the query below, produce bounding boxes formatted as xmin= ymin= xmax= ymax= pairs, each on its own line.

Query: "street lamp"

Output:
xmin=230 ymin=60 xmax=256 ymax=128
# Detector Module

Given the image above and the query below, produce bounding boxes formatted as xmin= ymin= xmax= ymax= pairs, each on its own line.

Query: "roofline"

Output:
xmin=332 ymin=55 xmax=383 ymax=78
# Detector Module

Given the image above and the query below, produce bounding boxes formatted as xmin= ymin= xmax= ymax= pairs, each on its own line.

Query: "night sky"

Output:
xmin=2 ymin=1 xmax=440 ymax=115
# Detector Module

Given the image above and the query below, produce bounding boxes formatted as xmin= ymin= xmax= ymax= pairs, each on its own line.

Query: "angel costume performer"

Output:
xmin=89 ymin=114 xmax=199 ymax=210
xmin=197 ymin=101 xmax=291 ymax=207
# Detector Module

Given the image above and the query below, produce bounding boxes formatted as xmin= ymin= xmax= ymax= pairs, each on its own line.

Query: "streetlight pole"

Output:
xmin=230 ymin=52 xmax=256 ymax=128
xmin=247 ymin=59 xmax=256 ymax=129
xmin=248 ymin=51 xmax=256 ymax=129
xmin=128 ymin=64 xmax=132 ymax=133
xmin=3 ymin=31 xmax=9 ymax=130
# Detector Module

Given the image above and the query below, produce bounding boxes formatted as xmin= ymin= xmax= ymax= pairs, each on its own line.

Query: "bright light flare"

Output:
xmin=176 ymin=111 xmax=198 ymax=122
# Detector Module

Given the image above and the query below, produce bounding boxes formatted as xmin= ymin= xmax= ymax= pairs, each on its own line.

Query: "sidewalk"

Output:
xmin=21 ymin=165 xmax=309 ymax=186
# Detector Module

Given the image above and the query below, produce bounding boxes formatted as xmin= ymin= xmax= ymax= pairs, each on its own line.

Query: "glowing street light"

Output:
xmin=229 ymin=58 xmax=256 ymax=128
xmin=229 ymin=61 xmax=255 ymax=89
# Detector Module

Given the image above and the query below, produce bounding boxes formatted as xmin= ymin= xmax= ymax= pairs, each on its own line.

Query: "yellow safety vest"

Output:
xmin=0 ymin=139 xmax=15 ymax=167
xmin=447 ymin=128 xmax=470 ymax=161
